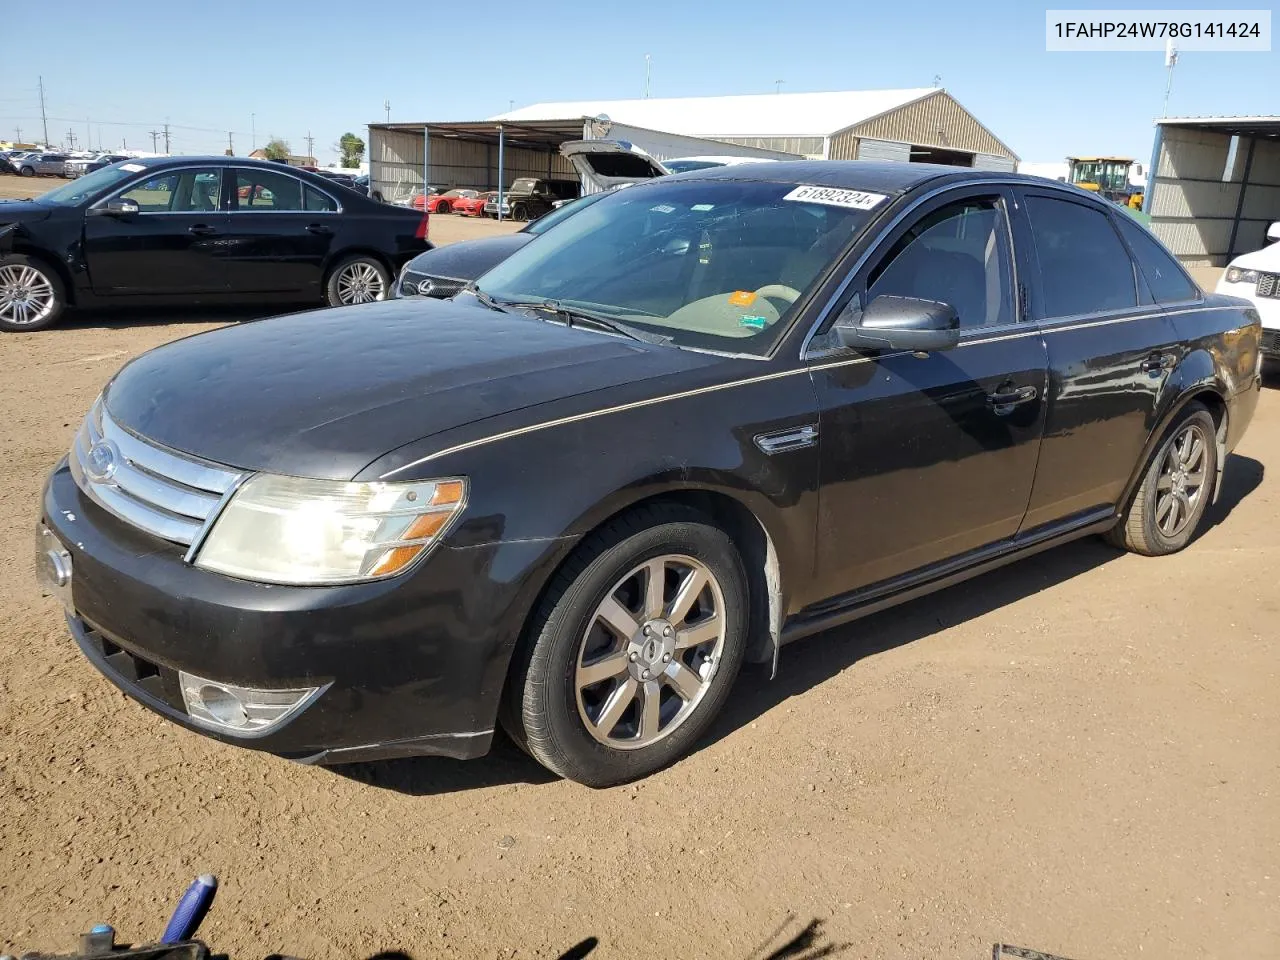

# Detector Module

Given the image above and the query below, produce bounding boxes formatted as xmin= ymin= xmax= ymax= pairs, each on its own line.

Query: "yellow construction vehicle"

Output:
xmin=1067 ymin=156 xmax=1145 ymax=210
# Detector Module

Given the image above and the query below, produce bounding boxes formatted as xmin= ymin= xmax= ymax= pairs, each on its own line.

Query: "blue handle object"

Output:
xmin=161 ymin=874 xmax=218 ymax=944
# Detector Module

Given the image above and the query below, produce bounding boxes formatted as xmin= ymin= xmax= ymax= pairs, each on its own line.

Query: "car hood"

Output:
xmin=1226 ymin=243 xmax=1280 ymax=271
xmin=402 ymin=234 xmax=534 ymax=282
xmin=0 ymin=200 xmax=53 ymax=229
xmin=104 ymin=298 xmax=716 ymax=480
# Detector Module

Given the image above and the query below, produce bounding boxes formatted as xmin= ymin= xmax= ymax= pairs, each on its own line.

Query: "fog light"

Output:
xmin=179 ymin=671 xmax=325 ymax=737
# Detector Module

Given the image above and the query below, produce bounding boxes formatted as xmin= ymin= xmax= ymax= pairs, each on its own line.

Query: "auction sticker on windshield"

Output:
xmin=783 ymin=185 xmax=888 ymax=210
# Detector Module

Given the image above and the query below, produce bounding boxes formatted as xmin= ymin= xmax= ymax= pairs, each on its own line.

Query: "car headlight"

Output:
xmin=194 ymin=475 xmax=466 ymax=585
xmin=1225 ymin=267 xmax=1259 ymax=285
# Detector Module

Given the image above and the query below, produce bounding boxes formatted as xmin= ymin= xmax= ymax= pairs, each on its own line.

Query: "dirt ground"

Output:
xmin=1 ymin=174 xmax=1278 ymax=960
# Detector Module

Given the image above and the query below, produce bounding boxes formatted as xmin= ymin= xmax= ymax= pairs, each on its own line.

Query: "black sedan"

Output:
xmin=396 ymin=191 xmax=610 ymax=299
xmin=0 ymin=156 xmax=431 ymax=331
xmin=37 ymin=162 xmax=1261 ymax=786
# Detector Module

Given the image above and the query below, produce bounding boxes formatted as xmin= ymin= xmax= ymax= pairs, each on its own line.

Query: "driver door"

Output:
xmin=806 ymin=185 xmax=1049 ymax=602
xmin=83 ymin=167 xmax=230 ymax=295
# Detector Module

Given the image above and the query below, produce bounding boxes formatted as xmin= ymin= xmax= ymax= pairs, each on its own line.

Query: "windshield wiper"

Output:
xmin=466 ymin=285 xmax=508 ymax=313
xmin=505 ymin=298 xmax=672 ymax=345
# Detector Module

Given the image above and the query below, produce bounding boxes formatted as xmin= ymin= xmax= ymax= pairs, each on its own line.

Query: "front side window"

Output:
xmin=1025 ymin=195 xmax=1138 ymax=318
xmin=234 ymin=169 xmax=304 ymax=211
xmin=866 ymin=195 xmax=1014 ymax=328
xmin=1115 ymin=215 xmax=1199 ymax=303
xmin=120 ymin=169 xmax=222 ymax=213
xmin=477 ymin=179 xmax=877 ymax=356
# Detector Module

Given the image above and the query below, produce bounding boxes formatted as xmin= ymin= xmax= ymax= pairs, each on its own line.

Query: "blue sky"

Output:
xmin=2 ymin=0 xmax=1276 ymax=164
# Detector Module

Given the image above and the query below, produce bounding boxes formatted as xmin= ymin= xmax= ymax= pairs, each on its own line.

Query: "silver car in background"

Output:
xmin=14 ymin=153 xmax=71 ymax=177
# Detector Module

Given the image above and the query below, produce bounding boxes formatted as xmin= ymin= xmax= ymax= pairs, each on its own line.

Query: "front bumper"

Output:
xmin=39 ymin=459 xmax=566 ymax=764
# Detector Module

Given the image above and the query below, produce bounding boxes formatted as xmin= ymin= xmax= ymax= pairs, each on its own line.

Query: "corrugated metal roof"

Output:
xmin=491 ymin=88 xmax=937 ymax=139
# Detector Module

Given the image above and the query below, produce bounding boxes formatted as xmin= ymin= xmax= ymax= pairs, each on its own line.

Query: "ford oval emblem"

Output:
xmin=84 ymin=438 xmax=121 ymax=483
xmin=416 ymin=278 xmax=435 ymax=296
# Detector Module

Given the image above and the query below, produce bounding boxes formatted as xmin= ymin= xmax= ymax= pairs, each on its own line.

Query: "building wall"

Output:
xmin=829 ymin=91 xmax=1016 ymax=164
xmin=855 ymin=139 xmax=911 ymax=162
xmin=710 ymin=135 xmax=826 ymax=158
xmin=1149 ymin=126 xmax=1280 ymax=266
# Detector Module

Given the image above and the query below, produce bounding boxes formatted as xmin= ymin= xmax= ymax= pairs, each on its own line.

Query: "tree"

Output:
xmin=338 ymin=132 xmax=365 ymax=169
xmin=262 ymin=138 xmax=290 ymax=161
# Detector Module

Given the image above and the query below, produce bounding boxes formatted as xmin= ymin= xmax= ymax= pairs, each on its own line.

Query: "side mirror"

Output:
xmin=1267 ymin=221 xmax=1280 ymax=243
xmin=91 ymin=198 xmax=140 ymax=217
xmin=834 ymin=295 xmax=961 ymax=353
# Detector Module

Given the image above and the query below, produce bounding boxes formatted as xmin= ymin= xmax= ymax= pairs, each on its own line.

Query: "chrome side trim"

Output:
xmin=755 ymin=424 xmax=819 ymax=455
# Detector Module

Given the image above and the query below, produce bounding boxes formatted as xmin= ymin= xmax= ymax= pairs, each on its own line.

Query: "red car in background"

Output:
xmin=414 ymin=189 xmax=478 ymax=214
xmin=455 ymin=191 xmax=495 ymax=217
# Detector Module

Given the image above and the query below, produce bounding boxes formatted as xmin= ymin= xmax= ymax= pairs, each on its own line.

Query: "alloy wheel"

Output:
xmin=574 ymin=554 xmax=726 ymax=750
xmin=1155 ymin=422 xmax=1209 ymax=538
xmin=0 ymin=263 xmax=56 ymax=327
xmin=335 ymin=262 xmax=386 ymax=305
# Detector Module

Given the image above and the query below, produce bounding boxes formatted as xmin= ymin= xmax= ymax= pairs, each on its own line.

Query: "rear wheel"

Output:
xmin=0 ymin=255 xmax=66 ymax=332
xmin=324 ymin=255 xmax=391 ymax=307
xmin=1107 ymin=402 xmax=1217 ymax=556
xmin=503 ymin=504 xmax=748 ymax=787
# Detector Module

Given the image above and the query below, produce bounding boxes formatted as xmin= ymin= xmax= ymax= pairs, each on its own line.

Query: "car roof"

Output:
xmin=130 ymin=155 xmax=322 ymax=171
xmin=671 ymin=159 xmax=1060 ymax=195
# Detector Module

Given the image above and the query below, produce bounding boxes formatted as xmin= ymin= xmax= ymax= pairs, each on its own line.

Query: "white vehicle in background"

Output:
xmin=1217 ymin=221 xmax=1280 ymax=362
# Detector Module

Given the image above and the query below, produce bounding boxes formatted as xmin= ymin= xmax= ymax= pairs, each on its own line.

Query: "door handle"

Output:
xmin=188 ymin=224 xmax=218 ymax=236
xmin=1141 ymin=352 xmax=1173 ymax=373
xmin=305 ymin=223 xmax=333 ymax=235
xmin=986 ymin=384 xmax=1039 ymax=412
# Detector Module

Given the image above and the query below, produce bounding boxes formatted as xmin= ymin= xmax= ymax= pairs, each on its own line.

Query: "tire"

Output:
xmin=324 ymin=255 xmax=391 ymax=307
xmin=19 ymin=166 xmax=34 ymax=177
xmin=511 ymin=204 xmax=528 ymax=222
xmin=437 ymin=201 xmax=451 ymax=215
xmin=1106 ymin=402 xmax=1218 ymax=556
xmin=0 ymin=254 xmax=67 ymax=332
xmin=503 ymin=504 xmax=749 ymax=787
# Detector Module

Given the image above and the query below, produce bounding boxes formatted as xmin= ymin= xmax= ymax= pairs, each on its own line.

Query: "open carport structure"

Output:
xmin=367 ymin=118 xmax=796 ymax=209
xmin=1144 ymin=116 xmax=1280 ymax=266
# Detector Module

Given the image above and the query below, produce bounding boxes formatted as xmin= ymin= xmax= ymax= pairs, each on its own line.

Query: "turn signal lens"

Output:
xmin=1225 ymin=267 xmax=1258 ymax=285
xmin=194 ymin=475 xmax=467 ymax=585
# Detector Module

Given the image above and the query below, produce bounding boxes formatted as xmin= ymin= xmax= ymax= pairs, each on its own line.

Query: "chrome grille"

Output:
xmin=1256 ymin=273 xmax=1279 ymax=300
xmin=69 ymin=399 xmax=244 ymax=547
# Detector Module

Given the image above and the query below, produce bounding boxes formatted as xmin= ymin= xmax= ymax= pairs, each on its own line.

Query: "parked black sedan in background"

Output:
xmin=0 ymin=156 xmax=431 ymax=331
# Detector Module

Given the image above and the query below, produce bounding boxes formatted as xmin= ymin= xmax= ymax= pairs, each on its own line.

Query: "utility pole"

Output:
xmin=251 ymin=113 xmax=256 ymax=149
xmin=37 ymin=75 xmax=49 ymax=146
xmin=65 ymin=128 xmax=76 ymax=150
xmin=644 ymin=54 xmax=652 ymax=98
xmin=14 ymin=126 xmax=20 ymax=144
xmin=775 ymin=79 xmax=785 ymax=94
xmin=149 ymin=130 xmax=160 ymax=152
xmin=85 ymin=116 xmax=90 ymax=150
xmin=1163 ymin=39 xmax=1179 ymax=117
xmin=227 ymin=131 xmax=234 ymax=155
xmin=304 ymin=130 xmax=315 ymax=162
xmin=384 ymin=99 xmax=391 ymax=123
xmin=162 ymin=122 xmax=171 ymax=154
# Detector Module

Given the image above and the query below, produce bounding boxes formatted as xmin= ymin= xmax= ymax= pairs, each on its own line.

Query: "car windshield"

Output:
xmin=36 ymin=163 xmax=144 ymax=207
xmin=477 ymin=179 xmax=879 ymax=356
xmin=524 ymin=191 xmax=610 ymax=235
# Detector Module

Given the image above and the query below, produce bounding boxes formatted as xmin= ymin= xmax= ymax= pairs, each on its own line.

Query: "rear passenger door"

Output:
xmin=1015 ymin=190 xmax=1184 ymax=530
xmin=221 ymin=167 xmax=338 ymax=295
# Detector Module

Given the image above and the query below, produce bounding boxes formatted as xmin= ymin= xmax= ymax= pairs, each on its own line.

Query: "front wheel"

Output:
xmin=511 ymin=204 xmax=528 ymax=222
xmin=0 ymin=255 xmax=66 ymax=332
xmin=1107 ymin=402 xmax=1218 ymax=556
xmin=503 ymin=504 xmax=748 ymax=787
xmin=325 ymin=255 xmax=391 ymax=307
xmin=19 ymin=166 xmax=34 ymax=177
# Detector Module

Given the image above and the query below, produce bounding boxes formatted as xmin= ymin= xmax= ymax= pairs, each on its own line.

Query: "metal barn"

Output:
xmin=1145 ymin=116 xmax=1280 ymax=266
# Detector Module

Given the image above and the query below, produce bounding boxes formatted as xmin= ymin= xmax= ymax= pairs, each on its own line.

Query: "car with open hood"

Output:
xmin=37 ymin=161 xmax=1261 ymax=786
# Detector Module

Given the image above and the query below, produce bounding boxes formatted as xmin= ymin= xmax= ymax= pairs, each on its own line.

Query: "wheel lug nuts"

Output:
xmin=629 ymin=652 xmax=638 ymax=662
xmin=641 ymin=669 xmax=650 ymax=680
xmin=643 ymin=625 xmax=652 ymax=636
xmin=663 ymin=627 xmax=673 ymax=637
xmin=662 ymin=653 xmax=671 ymax=663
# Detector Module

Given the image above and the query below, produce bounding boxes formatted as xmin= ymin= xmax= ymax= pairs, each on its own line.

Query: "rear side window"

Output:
xmin=1116 ymin=215 xmax=1199 ymax=303
xmin=235 ymin=169 xmax=303 ymax=211
xmin=304 ymin=185 xmax=337 ymax=212
xmin=1025 ymin=195 xmax=1137 ymax=318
